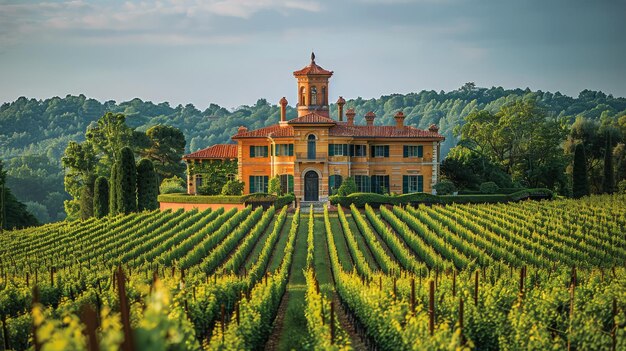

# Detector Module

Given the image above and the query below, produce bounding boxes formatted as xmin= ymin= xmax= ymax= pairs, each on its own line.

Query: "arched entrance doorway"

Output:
xmin=304 ymin=171 xmax=319 ymax=201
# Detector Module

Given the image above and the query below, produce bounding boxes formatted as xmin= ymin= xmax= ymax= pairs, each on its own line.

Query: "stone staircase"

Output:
xmin=299 ymin=201 xmax=328 ymax=213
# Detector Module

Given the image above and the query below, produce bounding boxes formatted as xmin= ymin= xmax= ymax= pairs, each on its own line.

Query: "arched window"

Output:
xmin=300 ymin=87 xmax=306 ymax=106
xmin=307 ymin=134 xmax=316 ymax=159
xmin=310 ymin=86 xmax=318 ymax=106
xmin=322 ymin=86 xmax=327 ymax=105
xmin=227 ymin=174 xmax=236 ymax=181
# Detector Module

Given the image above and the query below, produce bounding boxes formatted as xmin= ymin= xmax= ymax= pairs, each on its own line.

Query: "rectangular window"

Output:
xmin=371 ymin=145 xmax=390 ymax=158
xmin=402 ymin=175 xmax=424 ymax=193
xmin=403 ymin=145 xmax=424 ymax=158
xmin=274 ymin=144 xmax=294 ymax=156
xmin=328 ymin=144 xmax=348 ymax=156
xmin=354 ymin=175 xmax=371 ymax=193
xmin=371 ymin=175 xmax=390 ymax=194
xmin=249 ymin=145 xmax=268 ymax=158
xmin=279 ymin=174 xmax=294 ymax=194
xmin=249 ymin=175 xmax=269 ymax=193
xmin=195 ymin=174 xmax=203 ymax=188
xmin=352 ymin=144 xmax=367 ymax=157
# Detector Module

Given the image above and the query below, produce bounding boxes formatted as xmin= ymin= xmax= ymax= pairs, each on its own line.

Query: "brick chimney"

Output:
xmin=346 ymin=108 xmax=356 ymax=126
xmin=428 ymin=124 xmax=439 ymax=133
xmin=364 ymin=111 xmax=376 ymax=126
xmin=279 ymin=97 xmax=288 ymax=124
xmin=394 ymin=111 xmax=406 ymax=130
xmin=336 ymin=96 xmax=346 ymax=121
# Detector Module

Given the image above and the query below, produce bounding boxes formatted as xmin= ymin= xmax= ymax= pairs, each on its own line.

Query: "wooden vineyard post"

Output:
xmin=330 ymin=301 xmax=335 ymax=345
xmin=459 ymin=297 xmax=465 ymax=346
xmin=567 ymin=283 xmax=575 ymax=351
xmin=519 ymin=266 xmax=526 ymax=300
xmin=221 ymin=303 xmax=225 ymax=343
xmin=429 ymin=280 xmax=435 ymax=337
xmin=379 ymin=276 xmax=382 ymax=291
xmin=2 ymin=314 xmax=8 ymax=351
xmin=393 ymin=277 xmax=397 ymax=297
xmin=80 ymin=305 xmax=100 ymax=351
xmin=452 ymin=270 xmax=457 ymax=298
xmin=32 ymin=286 xmax=41 ymax=351
xmin=116 ymin=266 xmax=134 ymax=351
xmin=612 ymin=298 xmax=617 ymax=351
xmin=236 ymin=302 xmax=240 ymax=326
xmin=474 ymin=271 xmax=479 ymax=306
xmin=411 ymin=278 xmax=416 ymax=313
xmin=50 ymin=266 xmax=55 ymax=287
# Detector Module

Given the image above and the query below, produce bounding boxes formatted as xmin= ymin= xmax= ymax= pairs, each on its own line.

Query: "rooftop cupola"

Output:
xmin=293 ymin=52 xmax=333 ymax=118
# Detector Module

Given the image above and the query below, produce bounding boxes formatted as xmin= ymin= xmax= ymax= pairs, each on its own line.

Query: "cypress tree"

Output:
xmin=117 ymin=147 xmax=137 ymax=214
xmin=137 ymin=159 xmax=159 ymax=211
xmin=572 ymin=143 xmax=590 ymax=198
xmin=602 ymin=131 xmax=615 ymax=194
xmin=79 ymin=183 xmax=94 ymax=220
xmin=109 ymin=162 xmax=119 ymax=216
xmin=93 ymin=176 xmax=109 ymax=218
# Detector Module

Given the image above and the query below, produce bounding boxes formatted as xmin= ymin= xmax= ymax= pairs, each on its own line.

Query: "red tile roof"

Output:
xmin=183 ymin=144 xmax=237 ymax=159
xmin=329 ymin=124 xmax=444 ymax=139
xmin=287 ymin=112 xmax=337 ymax=125
xmin=232 ymin=124 xmax=294 ymax=139
xmin=231 ymin=119 xmax=444 ymax=140
xmin=293 ymin=57 xmax=333 ymax=76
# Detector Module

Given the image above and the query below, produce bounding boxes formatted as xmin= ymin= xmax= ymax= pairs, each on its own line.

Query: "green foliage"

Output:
xmin=603 ymin=131 xmax=615 ymax=194
xmin=441 ymin=146 xmax=512 ymax=190
xmin=142 ymin=125 xmax=186 ymax=180
xmin=159 ymin=176 xmax=186 ymax=194
xmin=191 ymin=160 xmax=237 ymax=196
xmin=274 ymin=194 xmax=295 ymax=208
xmin=157 ymin=193 xmax=244 ymax=204
xmin=23 ymin=201 xmax=49 ymax=223
xmin=268 ymin=176 xmax=281 ymax=195
xmin=85 ymin=112 xmax=135 ymax=172
xmin=618 ymin=180 xmax=626 ymax=194
xmin=136 ymin=159 xmax=158 ymax=211
xmin=434 ymin=179 xmax=456 ymax=195
xmin=221 ymin=179 xmax=244 ymax=196
xmin=93 ymin=176 xmax=109 ymax=218
xmin=573 ymin=143 xmax=590 ymax=198
xmin=337 ymin=176 xmax=357 ymax=196
xmin=79 ymin=183 xmax=94 ymax=220
xmin=116 ymin=147 xmax=137 ymax=214
xmin=109 ymin=162 xmax=119 ymax=215
xmin=479 ymin=181 xmax=499 ymax=194
xmin=62 ymin=141 xmax=97 ymax=220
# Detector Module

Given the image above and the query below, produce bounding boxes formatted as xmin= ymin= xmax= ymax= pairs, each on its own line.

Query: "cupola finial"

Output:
xmin=311 ymin=51 xmax=315 ymax=64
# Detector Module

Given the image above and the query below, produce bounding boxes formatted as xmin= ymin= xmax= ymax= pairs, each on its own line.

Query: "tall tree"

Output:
xmin=603 ymin=131 xmax=615 ymax=193
xmin=86 ymin=112 xmax=134 ymax=172
xmin=136 ymin=159 xmax=158 ymax=211
xmin=0 ymin=160 xmax=39 ymax=230
xmin=62 ymin=141 xmax=97 ymax=220
xmin=79 ymin=184 xmax=94 ymax=220
xmin=142 ymin=125 xmax=186 ymax=180
xmin=109 ymin=162 xmax=119 ymax=216
xmin=116 ymin=147 xmax=137 ymax=214
xmin=573 ymin=143 xmax=590 ymax=198
xmin=93 ymin=176 xmax=109 ymax=218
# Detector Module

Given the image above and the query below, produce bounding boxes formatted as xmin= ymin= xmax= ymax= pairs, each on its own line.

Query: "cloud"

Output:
xmin=0 ymin=0 xmax=322 ymax=45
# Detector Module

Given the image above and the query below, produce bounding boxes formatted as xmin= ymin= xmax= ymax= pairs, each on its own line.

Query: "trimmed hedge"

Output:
xmin=157 ymin=192 xmax=296 ymax=207
xmin=329 ymin=188 xmax=553 ymax=208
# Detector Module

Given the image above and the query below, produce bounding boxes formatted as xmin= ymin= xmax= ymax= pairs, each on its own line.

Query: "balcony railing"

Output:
xmin=296 ymin=152 xmax=327 ymax=162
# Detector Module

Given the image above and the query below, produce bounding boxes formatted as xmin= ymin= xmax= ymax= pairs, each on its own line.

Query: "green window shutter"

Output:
xmin=384 ymin=146 xmax=390 ymax=157
xmin=371 ymin=176 xmax=379 ymax=194
xmin=328 ymin=144 xmax=334 ymax=156
xmin=403 ymin=175 xmax=409 ymax=194
xmin=289 ymin=144 xmax=294 ymax=156
xmin=384 ymin=176 xmax=389 ymax=193
xmin=343 ymin=144 xmax=348 ymax=156
xmin=263 ymin=176 xmax=269 ymax=193
xmin=329 ymin=175 xmax=335 ymax=191
xmin=365 ymin=176 xmax=371 ymax=193
xmin=418 ymin=175 xmax=423 ymax=192
xmin=418 ymin=146 xmax=423 ymax=157
xmin=403 ymin=146 xmax=408 ymax=158
xmin=349 ymin=144 xmax=354 ymax=156
xmin=249 ymin=176 xmax=254 ymax=193
xmin=271 ymin=145 xmax=275 ymax=156
xmin=288 ymin=175 xmax=294 ymax=192
xmin=370 ymin=145 xmax=375 ymax=158
xmin=263 ymin=146 xmax=268 ymax=157
xmin=250 ymin=146 xmax=255 ymax=158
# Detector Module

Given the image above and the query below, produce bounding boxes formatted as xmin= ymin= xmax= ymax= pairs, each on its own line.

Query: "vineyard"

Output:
xmin=0 ymin=195 xmax=625 ymax=350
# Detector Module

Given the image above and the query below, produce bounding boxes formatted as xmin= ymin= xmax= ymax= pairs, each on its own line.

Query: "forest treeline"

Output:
xmin=1 ymin=84 xmax=625 ymax=223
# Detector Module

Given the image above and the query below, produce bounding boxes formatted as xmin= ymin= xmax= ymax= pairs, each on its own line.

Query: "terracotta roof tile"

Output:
xmin=329 ymin=124 xmax=444 ymax=139
xmin=232 ymin=124 xmax=294 ymax=139
xmin=293 ymin=62 xmax=333 ymax=76
xmin=183 ymin=144 xmax=237 ymax=159
xmin=287 ymin=112 xmax=337 ymax=125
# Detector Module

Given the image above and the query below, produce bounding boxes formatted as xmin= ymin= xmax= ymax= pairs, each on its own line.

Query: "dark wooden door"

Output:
xmin=304 ymin=171 xmax=319 ymax=201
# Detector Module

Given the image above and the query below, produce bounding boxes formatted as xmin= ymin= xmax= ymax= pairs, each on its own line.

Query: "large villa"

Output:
xmin=183 ymin=53 xmax=445 ymax=204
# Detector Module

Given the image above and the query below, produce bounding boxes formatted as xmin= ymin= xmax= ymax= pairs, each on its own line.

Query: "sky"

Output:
xmin=0 ymin=0 xmax=625 ymax=110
